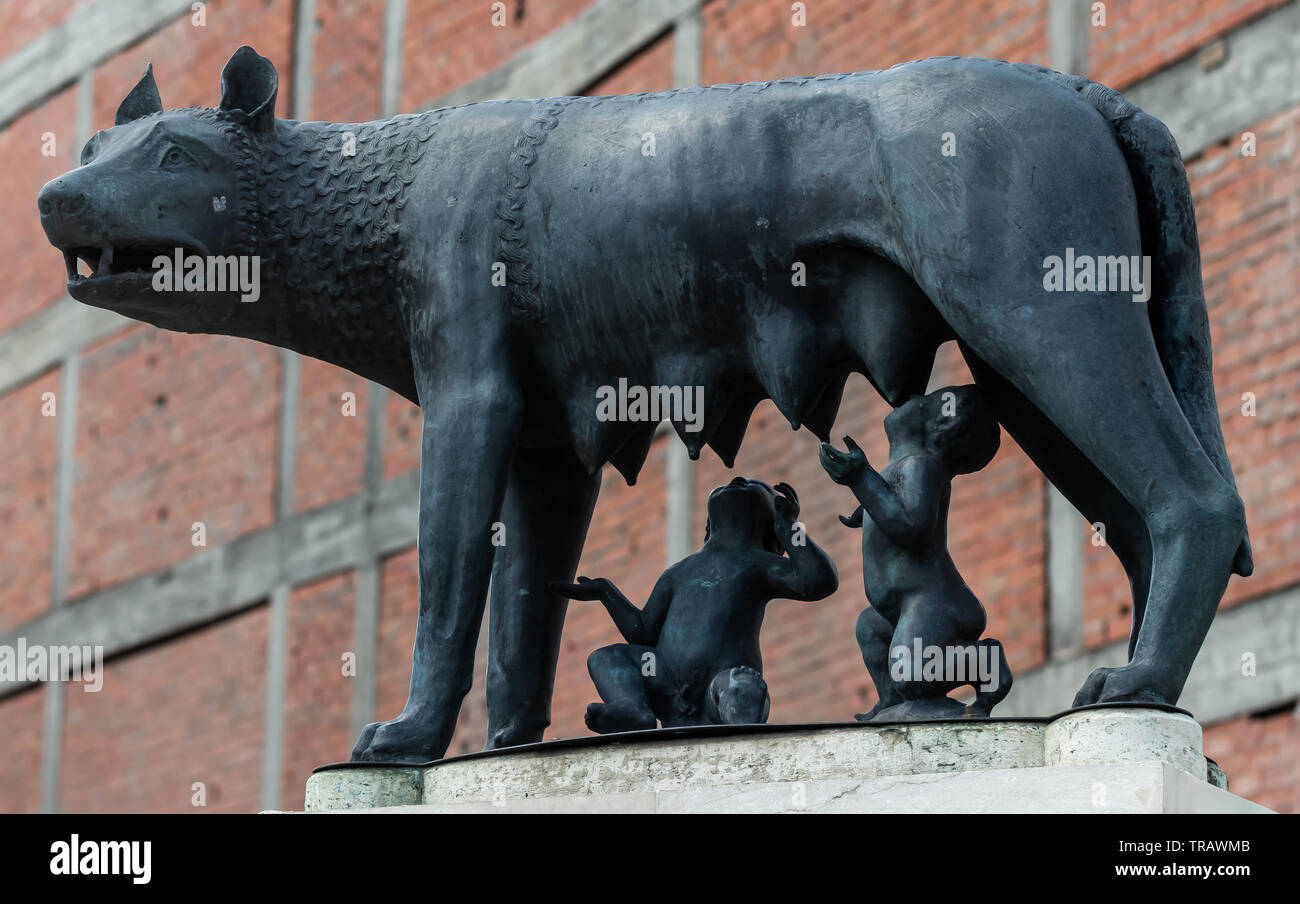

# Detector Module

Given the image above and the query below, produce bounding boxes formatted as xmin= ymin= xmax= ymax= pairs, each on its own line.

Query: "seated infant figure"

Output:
xmin=551 ymin=478 xmax=837 ymax=733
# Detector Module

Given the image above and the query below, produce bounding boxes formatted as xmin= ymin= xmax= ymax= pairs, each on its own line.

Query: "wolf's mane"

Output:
xmin=257 ymin=112 xmax=444 ymax=305
xmin=193 ymin=107 xmax=446 ymax=361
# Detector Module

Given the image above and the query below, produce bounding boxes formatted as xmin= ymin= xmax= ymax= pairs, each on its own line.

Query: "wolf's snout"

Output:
xmin=38 ymin=178 xmax=90 ymax=235
xmin=39 ymin=178 xmax=87 ymax=216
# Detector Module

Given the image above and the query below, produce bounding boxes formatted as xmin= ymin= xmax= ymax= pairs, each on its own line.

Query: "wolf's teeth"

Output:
xmin=99 ymin=246 xmax=114 ymax=275
xmin=77 ymin=249 xmax=102 ymax=277
xmin=63 ymin=250 xmax=77 ymax=281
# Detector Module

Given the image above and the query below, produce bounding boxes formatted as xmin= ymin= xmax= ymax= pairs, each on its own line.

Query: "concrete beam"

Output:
xmin=259 ymin=0 xmax=318 ymax=812
xmin=0 ymin=468 xmax=419 ymax=700
xmin=350 ymin=381 xmax=389 ymax=732
xmin=0 ymin=0 xmax=193 ymax=128
xmin=425 ymin=0 xmax=699 ymax=108
xmin=664 ymin=5 xmax=702 ymax=567
xmin=348 ymin=0 xmax=408 ymax=733
xmin=39 ymin=70 xmax=96 ymax=815
xmin=1001 ymin=583 xmax=1300 ymax=725
xmin=1048 ymin=0 xmax=1090 ymax=77
xmin=0 ymin=298 xmax=127 ymax=397
xmin=1042 ymin=0 xmax=1090 ymax=660
xmin=1124 ymin=1 xmax=1300 ymax=159
xmin=1046 ymin=489 xmax=1085 ymax=658
xmin=380 ymin=0 xmax=407 ymax=118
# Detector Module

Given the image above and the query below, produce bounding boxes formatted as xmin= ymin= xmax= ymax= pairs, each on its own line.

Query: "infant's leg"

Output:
xmin=705 ymin=666 xmax=770 ymax=724
xmin=855 ymin=606 xmax=903 ymax=721
xmin=585 ymin=644 xmax=657 ymax=733
xmin=892 ymin=598 xmax=975 ymax=701
xmin=969 ymin=638 xmax=1013 ymax=716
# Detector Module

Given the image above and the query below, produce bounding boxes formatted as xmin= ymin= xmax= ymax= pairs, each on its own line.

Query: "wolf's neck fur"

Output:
xmin=228 ymin=111 xmax=447 ymax=400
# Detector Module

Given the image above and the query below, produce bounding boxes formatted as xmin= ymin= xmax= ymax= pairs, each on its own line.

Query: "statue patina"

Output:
xmin=551 ymin=479 xmax=837 ymax=732
xmin=37 ymin=46 xmax=1252 ymax=763
xmin=821 ymin=386 xmax=1013 ymax=721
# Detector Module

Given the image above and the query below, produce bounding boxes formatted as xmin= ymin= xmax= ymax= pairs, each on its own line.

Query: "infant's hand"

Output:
xmin=819 ymin=435 xmax=868 ymax=485
xmin=548 ymin=576 xmax=611 ymax=601
xmin=773 ymin=482 xmax=800 ymax=524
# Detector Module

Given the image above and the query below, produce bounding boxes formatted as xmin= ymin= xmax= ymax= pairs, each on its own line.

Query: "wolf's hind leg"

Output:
xmin=945 ymin=291 xmax=1243 ymax=707
xmin=960 ymin=348 xmax=1154 ymax=660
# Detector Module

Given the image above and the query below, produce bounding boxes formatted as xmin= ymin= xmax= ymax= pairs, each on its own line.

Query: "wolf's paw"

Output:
xmin=349 ymin=713 xmax=445 ymax=764
xmin=1071 ymin=662 xmax=1172 ymax=708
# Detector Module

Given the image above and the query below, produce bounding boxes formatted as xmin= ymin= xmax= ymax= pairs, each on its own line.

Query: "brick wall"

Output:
xmin=0 ymin=372 xmax=59 ymax=632
xmin=0 ymin=686 xmax=44 ymax=813
xmin=280 ymin=573 xmax=356 ymax=810
xmin=0 ymin=84 xmax=76 ymax=332
xmin=1086 ymin=0 xmax=1290 ymax=89
xmin=69 ymin=327 xmax=281 ymax=598
xmin=60 ymin=606 xmax=268 ymax=813
xmin=1205 ymin=703 xmax=1300 ymax=813
xmin=0 ymin=0 xmax=1295 ymax=812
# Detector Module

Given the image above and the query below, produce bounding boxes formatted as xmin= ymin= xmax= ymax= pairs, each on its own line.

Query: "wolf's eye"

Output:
xmin=160 ymin=145 xmax=194 ymax=168
xmin=80 ymin=134 xmax=100 ymax=166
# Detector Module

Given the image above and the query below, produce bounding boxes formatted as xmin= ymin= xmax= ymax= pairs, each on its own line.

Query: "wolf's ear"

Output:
xmin=115 ymin=63 xmax=163 ymax=125
xmin=219 ymin=45 xmax=277 ymax=133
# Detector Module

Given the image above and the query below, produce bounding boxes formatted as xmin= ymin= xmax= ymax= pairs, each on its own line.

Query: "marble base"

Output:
xmin=299 ymin=707 xmax=1272 ymax=814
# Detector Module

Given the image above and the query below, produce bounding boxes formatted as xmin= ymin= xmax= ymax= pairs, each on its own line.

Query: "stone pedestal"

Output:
xmin=301 ymin=707 xmax=1271 ymax=813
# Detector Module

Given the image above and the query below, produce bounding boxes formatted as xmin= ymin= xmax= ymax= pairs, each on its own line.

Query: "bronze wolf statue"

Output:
xmin=37 ymin=46 xmax=1251 ymax=763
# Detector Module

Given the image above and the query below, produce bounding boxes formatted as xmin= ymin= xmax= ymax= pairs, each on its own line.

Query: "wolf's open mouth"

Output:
xmin=62 ymin=244 xmax=205 ymax=283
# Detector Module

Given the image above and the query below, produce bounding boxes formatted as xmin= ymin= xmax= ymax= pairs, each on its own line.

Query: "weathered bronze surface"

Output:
xmin=38 ymin=47 xmax=1250 ymax=763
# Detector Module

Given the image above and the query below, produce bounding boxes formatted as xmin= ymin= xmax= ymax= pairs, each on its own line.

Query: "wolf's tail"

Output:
xmin=1014 ymin=64 xmax=1253 ymax=576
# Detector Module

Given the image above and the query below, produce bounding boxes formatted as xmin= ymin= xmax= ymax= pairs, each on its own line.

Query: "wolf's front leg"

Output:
xmin=351 ymin=374 xmax=523 ymax=764
xmin=485 ymin=446 xmax=600 ymax=749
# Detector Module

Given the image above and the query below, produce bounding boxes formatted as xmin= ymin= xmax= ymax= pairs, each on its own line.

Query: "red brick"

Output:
xmin=293 ymin=358 xmax=367 ymax=513
xmin=1087 ymin=0 xmax=1289 ymax=90
xmin=60 ymin=606 xmax=268 ymax=813
xmin=401 ymin=0 xmax=591 ymax=110
xmin=0 ymin=371 xmax=60 ymax=629
xmin=281 ymin=572 xmax=356 ymax=807
xmin=0 ymin=84 xmax=77 ymax=332
xmin=701 ymin=0 xmax=1048 ymax=85
xmin=69 ymin=327 xmax=281 ymax=598
xmin=93 ymin=0 xmax=295 ymax=126
xmin=0 ymin=686 xmax=45 ymax=813
xmin=1204 ymin=704 xmax=1300 ymax=813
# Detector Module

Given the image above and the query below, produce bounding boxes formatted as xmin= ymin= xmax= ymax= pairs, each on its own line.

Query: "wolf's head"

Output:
xmin=39 ymin=45 xmax=440 ymax=400
xmin=37 ymin=46 xmax=274 ymax=333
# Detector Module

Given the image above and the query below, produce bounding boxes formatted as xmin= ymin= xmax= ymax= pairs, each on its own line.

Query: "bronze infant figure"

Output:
xmin=821 ymin=386 xmax=1013 ymax=721
xmin=551 ymin=479 xmax=837 ymax=733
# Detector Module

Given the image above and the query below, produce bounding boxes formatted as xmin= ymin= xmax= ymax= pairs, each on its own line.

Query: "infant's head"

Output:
xmin=885 ymin=384 xmax=1000 ymax=475
xmin=704 ymin=477 xmax=782 ymax=553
